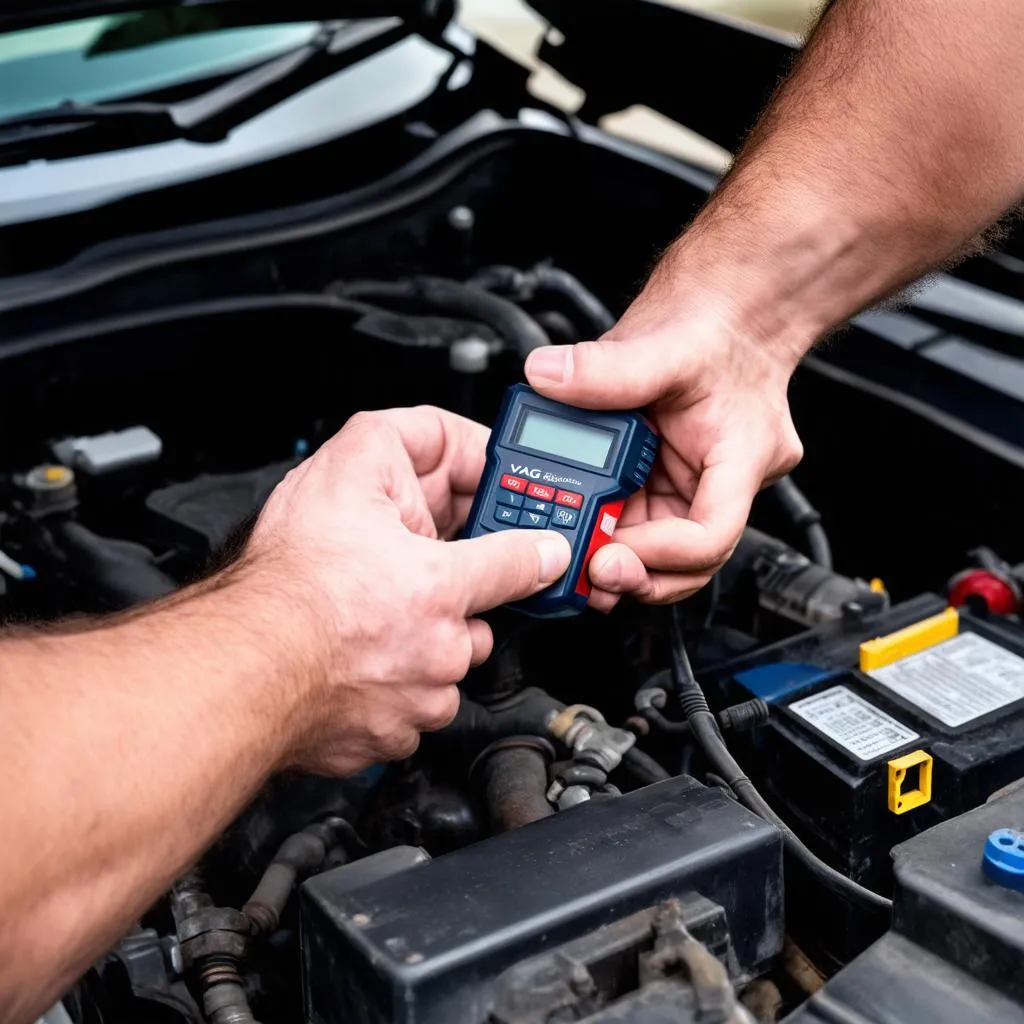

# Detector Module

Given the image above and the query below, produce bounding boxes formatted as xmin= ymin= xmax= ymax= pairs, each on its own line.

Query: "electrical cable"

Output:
xmin=774 ymin=476 xmax=833 ymax=570
xmin=667 ymin=605 xmax=892 ymax=917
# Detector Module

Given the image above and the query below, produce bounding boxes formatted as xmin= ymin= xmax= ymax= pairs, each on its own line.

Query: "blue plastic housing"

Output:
xmin=464 ymin=383 xmax=658 ymax=617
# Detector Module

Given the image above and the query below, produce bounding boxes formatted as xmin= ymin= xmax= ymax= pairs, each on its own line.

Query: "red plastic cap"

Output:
xmin=948 ymin=569 xmax=1019 ymax=616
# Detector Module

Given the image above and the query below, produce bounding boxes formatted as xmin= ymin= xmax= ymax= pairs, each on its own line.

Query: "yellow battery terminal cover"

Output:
xmin=859 ymin=607 xmax=959 ymax=672
xmin=888 ymin=750 xmax=933 ymax=815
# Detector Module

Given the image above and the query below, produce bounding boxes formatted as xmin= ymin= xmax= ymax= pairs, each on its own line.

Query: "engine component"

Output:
xmin=667 ymin=608 xmax=891 ymax=929
xmin=21 ymin=463 xmax=78 ymax=516
xmin=723 ymin=526 xmax=887 ymax=628
xmin=488 ymin=896 xmax=757 ymax=1024
xmin=712 ymin=594 xmax=1024 ymax=960
xmin=243 ymin=817 xmax=352 ymax=936
xmin=948 ymin=546 xmax=1024 ymax=617
xmin=787 ymin=784 xmax=1024 ymax=1024
xmin=472 ymin=736 xmax=555 ymax=832
xmin=772 ymin=476 xmax=832 ymax=571
xmin=548 ymin=704 xmax=636 ymax=773
xmin=470 ymin=263 xmax=616 ymax=337
xmin=51 ymin=425 xmax=162 ymax=475
xmin=172 ymin=875 xmax=256 ymax=1024
xmin=300 ymin=775 xmax=783 ymax=1024
xmin=47 ymin=520 xmax=176 ymax=607
xmin=335 ymin=277 xmax=550 ymax=357
xmin=146 ymin=460 xmax=296 ymax=556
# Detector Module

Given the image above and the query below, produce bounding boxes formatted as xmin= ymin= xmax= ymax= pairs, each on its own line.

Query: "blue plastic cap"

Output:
xmin=982 ymin=828 xmax=1024 ymax=890
xmin=20 ymin=564 xmax=36 ymax=581
xmin=294 ymin=439 xmax=310 ymax=457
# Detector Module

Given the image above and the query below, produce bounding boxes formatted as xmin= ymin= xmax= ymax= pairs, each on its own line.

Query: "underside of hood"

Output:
xmin=527 ymin=0 xmax=798 ymax=153
xmin=0 ymin=0 xmax=450 ymax=34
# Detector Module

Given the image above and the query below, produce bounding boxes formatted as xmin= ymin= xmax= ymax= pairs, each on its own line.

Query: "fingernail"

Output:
xmin=525 ymin=346 xmax=572 ymax=385
xmin=591 ymin=549 xmax=622 ymax=588
xmin=537 ymin=533 xmax=571 ymax=581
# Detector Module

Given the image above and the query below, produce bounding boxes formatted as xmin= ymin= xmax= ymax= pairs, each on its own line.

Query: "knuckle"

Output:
xmin=421 ymin=625 xmax=471 ymax=686
xmin=778 ymin=426 xmax=805 ymax=470
xmin=646 ymin=574 xmax=710 ymax=605
xmin=420 ymin=687 xmax=462 ymax=732
xmin=407 ymin=554 xmax=455 ymax=615
xmin=343 ymin=411 xmax=400 ymax=453
xmin=390 ymin=729 xmax=421 ymax=761
xmin=346 ymin=409 xmax=383 ymax=431
xmin=366 ymin=715 xmax=421 ymax=762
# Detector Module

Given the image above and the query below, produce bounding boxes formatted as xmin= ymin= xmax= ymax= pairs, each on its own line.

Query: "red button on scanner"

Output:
xmin=526 ymin=482 xmax=556 ymax=501
xmin=555 ymin=490 xmax=583 ymax=509
xmin=501 ymin=474 xmax=528 ymax=493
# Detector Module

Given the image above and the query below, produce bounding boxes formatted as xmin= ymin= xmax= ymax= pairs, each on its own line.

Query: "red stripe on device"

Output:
xmin=574 ymin=500 xmax=626 ymax=598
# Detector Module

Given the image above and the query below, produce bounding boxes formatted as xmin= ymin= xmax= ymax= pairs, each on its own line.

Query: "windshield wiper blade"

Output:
xmin=0 ymin=16 xmax=406 ymax=165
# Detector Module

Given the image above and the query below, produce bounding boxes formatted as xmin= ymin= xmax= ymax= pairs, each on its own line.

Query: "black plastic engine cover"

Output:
xmin=300 ymin=775 xmax=783 ymax=1024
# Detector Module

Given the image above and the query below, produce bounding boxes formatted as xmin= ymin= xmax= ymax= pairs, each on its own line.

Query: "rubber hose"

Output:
xmin=644 ymin=705 xmax=691 ymax=734
xmin=242 ymin=818 xmax=348 ymax=935
xmin=478 ymin=743 xmax=555 ymax=831
xmin=622 ymin=746 xmax=671 ymax=784
xmin=668 ymin=608 xmax=891 ymax=916
xmin=532 ymin=265 xmax=615 ymax=335
xmin=471 ymin=264 xmax=615 ymax=336
xmin=339 ymin=277 xmax=550 ymax=357
xmin=51 ymin=521 xmax=177 ymax=607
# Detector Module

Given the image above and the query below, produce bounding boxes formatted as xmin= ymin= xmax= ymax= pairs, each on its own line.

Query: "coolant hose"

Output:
xmin=338 ymin=276 xmax=550 ymax=357
xmin=472 ymin=264 xmax=615 ymax=336
xmin=476 ymin=738 xmax=555 ymax=832
xmin=430 ymin=688 xmax=566 ymax=760
xmin=50 ymin=521 xmax=177 ymax=607
xmin=622 ymin=746 xmax=670 ymax=784
xmin=532 ymin=265 xmax=615 ymax=335
xmin=667 ymin=607 xmax=892 ymax=917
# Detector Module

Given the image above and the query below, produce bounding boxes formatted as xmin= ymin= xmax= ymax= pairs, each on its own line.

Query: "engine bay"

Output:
xmin=5 ymin=119 xmax=1024 ymax=1024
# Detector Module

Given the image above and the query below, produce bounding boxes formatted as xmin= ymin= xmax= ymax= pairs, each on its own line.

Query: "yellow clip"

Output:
xmin=859 ymin=607 xmax=959 ymax=672
xmin=869 ymin=578 xmax=886 ymax=595
xmin=888 ymin=750 xmax=933 ymax=814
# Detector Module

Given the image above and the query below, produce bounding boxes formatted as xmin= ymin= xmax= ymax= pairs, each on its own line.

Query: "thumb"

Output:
xmin=447 ymin=529 xmax=572 ymax=615
xmin=525 ymin=338 xmax=676 ymax=409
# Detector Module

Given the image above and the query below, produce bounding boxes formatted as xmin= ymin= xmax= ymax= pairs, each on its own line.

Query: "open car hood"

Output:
xmin=0 ymin=0 xmax=449 ymax=33
xmin=526 ymin=0 xmax=799 ymax=153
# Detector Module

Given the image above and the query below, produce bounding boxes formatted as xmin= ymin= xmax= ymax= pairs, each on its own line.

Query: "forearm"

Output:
xmin=637 ymin=0 xmax=1024 ymax=356
xmin=0 ymin=567 xmax=314 ymax=1024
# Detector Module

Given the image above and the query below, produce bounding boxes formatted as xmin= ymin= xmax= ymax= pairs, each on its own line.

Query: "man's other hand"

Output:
xmin=247 ymin=407 xmax=570 ymax=776
xmin=526 ymin=301 xmax=803 ymax=610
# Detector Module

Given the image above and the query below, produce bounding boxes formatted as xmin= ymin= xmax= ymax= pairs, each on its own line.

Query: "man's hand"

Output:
xmin=526 ymin=305 xmax=802 ymax=608
xmin=0 ymin=405 xmax=569 ymax=1023
xmin=248 ymin=406 xmax=571 ymax=775
xmin=524 ymin=0 xmax=1024 ymax=610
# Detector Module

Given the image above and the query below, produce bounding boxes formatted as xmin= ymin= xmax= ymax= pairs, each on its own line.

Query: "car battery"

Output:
xmin=710 ymin=594 xmax=1024 ymax=960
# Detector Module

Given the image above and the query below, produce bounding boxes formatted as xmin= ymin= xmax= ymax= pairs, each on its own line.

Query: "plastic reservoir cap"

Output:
xmin=982 ymin=828 xmax=1024 ymax=891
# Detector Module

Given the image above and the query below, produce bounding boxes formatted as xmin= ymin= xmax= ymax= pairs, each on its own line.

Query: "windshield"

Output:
xmin=0 ymin=8 xmax=323 ymax=121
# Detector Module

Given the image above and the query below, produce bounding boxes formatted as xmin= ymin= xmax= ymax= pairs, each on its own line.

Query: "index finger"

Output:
xmin=685 ymin=456 xmax=762 ymax=560
xmin=612 ymin=459 xmax=760 ymax=574
xmin=374 ymin=406 xmax=490 ymax=493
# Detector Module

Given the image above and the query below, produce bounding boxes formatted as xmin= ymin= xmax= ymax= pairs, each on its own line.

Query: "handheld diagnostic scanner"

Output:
xmin=464 ymin=383 xmax=659 ymax=618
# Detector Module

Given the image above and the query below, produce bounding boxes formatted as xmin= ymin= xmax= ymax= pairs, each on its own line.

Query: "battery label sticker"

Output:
xmin=869 ymin=632 xmax=1024 ymax=727
xmin=788 ymin=685 xmax=919 ymax=761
